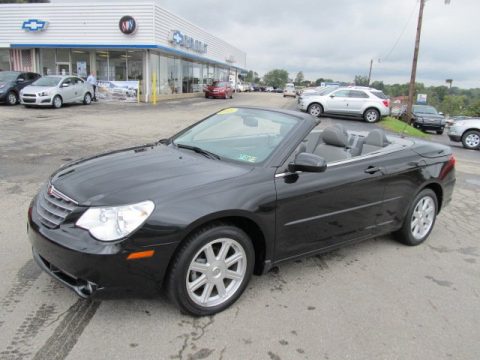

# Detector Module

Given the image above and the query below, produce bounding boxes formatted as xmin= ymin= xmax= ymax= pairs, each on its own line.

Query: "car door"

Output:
xmin=72 ymin=77 xmax=84 ymax=101
xmin=59 ymin=78 xmax=76 ymax=102
xmin=274 ymin=155 xmax=387 ymax=261
xmin=324 ymin=89 xmax=350 ymax=113
xmin=347 ymin=90 xmax=370 ymax=115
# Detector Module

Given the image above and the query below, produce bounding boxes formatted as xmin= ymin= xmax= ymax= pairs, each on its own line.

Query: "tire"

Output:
xmin=230 ymin=93 xmax=233 ymax=99
xmin=83 ymin=92 xmax=92 ymax=105
xmin=205 ymin=93 xmax=208 ymax=99
xmin=7 ymin=91 xmax=18 ymax=105
xmin=166 ymin=223 xmax=254 ymax=316
xmin=461 ymin=130 xmax=480 ymax=150
xmin=307 ymin=103 xmax=323 ymax=117
xmin=436 ymin=130 xmax=444 ymax=135
xmin=394 ymin=188 xmax=438 ymax=246
xmin=52 ymin=95 xmax=62 ymax=109
xmin=363 ymin=108 xmax=380 ymax=123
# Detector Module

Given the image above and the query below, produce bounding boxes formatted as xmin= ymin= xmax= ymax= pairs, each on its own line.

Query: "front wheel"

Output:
xmin=394 ymin=188 xmax=438 ymax=246
xmin=461 ymin=130 xmax=480 ymax=150
xmin=83 ymin=92 xmax=92 ymax=105
xmin=167 ymin=224 xmax=254 ymax=316
xmin=436 ymin=130 xmax=444 ymax=135
xmin=52 ymin=95 xmax=62 ymax=109
xmin=363 ymin=108 xmax=380 ymax=123
xmin=307 ymin=103 xmax=323 ymax=117
xmin=7 ymin=91 xmax=18 ymax=105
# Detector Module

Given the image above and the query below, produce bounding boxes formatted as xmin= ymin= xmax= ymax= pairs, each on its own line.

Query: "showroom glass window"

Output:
xmin=127 ymin=50 xmax=143 ymax=81
xmin=182 ymin=59 xmax=193 ymax=93
xmin=96 ymin=50 xmax=109 ymax=80
xmin=158 ymin=55 xmax=170 ymax=95
xmin=40 ymin=49 xmax=56 ymax=75
xmin=0 ymin=49 xmax=10 ymax=71
xmin=71 ymin=49 xmax=90 ymax=78
xmin=108 ymin=51 xmax=126 ymax=81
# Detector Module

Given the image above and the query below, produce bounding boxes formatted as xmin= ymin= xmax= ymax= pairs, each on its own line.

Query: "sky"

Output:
xmin=159 ymin=0 xmax=480 ymax=89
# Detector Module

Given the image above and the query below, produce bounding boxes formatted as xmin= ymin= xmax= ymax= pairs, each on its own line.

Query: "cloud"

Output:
xmin=161 ymin=0 xmax=479 ymax=88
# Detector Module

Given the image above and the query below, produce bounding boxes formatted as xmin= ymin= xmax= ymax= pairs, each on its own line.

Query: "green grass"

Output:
xmin=378 ymin=117 xmax=430 ymax=139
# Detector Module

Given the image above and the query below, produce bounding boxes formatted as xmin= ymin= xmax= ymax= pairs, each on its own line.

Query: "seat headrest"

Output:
xmin=321 ymin=126 xmax=348 ymax=147
xmin=365 ymin=129 xmax=389 ymax=147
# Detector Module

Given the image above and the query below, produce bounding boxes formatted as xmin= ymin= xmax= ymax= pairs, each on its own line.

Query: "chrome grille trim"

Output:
xmin=36 ymin=185 xmax=77 ymax=229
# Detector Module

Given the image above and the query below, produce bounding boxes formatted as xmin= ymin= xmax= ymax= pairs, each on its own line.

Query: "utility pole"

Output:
xmin=405 ymin=0 xmax=426 ymax=123
xmin=405 ymin=0 xmax=451 ymax=123
xmin=367 ymin=59 xmax=373 ymax=86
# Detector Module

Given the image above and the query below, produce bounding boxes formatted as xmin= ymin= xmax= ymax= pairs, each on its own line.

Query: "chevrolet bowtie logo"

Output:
xmin=22 ymin=19 xmax=48 ymax=32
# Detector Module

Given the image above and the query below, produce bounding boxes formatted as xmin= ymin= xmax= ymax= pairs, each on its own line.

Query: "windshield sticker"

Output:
xmin=217 ymin=108 xmax=238 ymax=115
xmin=238 ymin=154 xmax=257 ymax=163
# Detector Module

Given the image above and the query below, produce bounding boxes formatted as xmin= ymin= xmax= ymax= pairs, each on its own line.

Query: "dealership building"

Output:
xmin=0 ymin=0 xmax=247 ymax=101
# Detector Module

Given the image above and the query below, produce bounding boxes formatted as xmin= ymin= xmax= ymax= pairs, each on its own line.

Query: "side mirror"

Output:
xmin=329 ymin=94 xmax=335 ymax=98
xmin=288 ymin=152 xmax=327 ymax=173
xmin=17 ymin=78 xmax=25 ymax=83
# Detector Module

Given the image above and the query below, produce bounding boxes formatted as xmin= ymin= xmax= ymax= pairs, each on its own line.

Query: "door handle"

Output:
xmin=364 ymin=166 xmax=382 ymax=174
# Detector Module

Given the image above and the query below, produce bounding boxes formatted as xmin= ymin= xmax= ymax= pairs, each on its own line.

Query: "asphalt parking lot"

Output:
xmin=1 ymin=93 xmax=479 ymax=360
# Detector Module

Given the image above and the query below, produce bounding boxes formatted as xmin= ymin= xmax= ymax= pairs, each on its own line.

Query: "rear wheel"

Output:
xmin=307 ymin=103 xmax=323 ymax=117
xmin=364 ymin=108 xmax=380 ymax=123
xmin=394 ymin=188 xmax=438 ymax=246
xmin=7 ymin=91 xmax=18 ymax=105
xmin=52 ymin=95 xmax=62 ymax=109
xmin=167 ymin=224 xmax=254 ymax=316
xmin=461 ymin=130 xmax=480 ymax=150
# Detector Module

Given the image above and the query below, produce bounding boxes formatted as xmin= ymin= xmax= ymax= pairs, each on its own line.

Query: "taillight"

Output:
xmin=440 ymin=155 xmax=455 ymax=179
xmin=382 ymin=99 xmax=390 ymax=108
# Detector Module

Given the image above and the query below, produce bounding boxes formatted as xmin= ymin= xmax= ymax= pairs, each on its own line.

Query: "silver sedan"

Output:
xmin=20 ymin=75 xmax=94 ymax=109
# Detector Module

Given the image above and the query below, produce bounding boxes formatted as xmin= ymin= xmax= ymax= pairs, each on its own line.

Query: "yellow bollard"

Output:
xmin=152 ymin=72 xmax=157 ymax=105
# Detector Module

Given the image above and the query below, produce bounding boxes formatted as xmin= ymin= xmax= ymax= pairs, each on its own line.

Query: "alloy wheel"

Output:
xmin=365 ymin=109 xmax=379 ymax=123
xmin=465 ymin=133 xmax=480 ymax=148
xmin=8 ymin=92 xmax=17 ymax=105
xmin=308 ymin=104 xmax=322 ymax=117
xmin=186 ymin=238 xmax=247 ymax=307
xmin=410 ymin=196 xmax=435 ymax=240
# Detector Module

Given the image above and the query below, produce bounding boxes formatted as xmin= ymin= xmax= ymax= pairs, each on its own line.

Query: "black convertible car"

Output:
xmin=28 ymin=107 xmax=456 ymax=315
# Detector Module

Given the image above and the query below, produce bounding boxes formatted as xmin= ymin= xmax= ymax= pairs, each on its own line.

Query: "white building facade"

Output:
xmin=0 ymin=1 xmax=247 ymax=101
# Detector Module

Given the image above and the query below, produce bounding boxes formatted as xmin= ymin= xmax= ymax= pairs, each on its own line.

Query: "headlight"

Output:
xmin=39 ymin=90 xmax=51 ymax=96
xmin=76 ymin=200 xmax=155 ymax=241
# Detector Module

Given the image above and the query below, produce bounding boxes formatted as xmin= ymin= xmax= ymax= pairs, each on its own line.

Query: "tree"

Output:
xmin=244 ymin=70 xmax=259 ymax=83
xmin=370 ymin=81 xmax=385 ymax=91
xmin=294 ymin=71 xmax=304 ymax=86
xmin=263 ymin=69 xmax=289 ymax=88
xmin=354 ymin=75 xmax=369 ymax=86
xmin=440 ymin=95 xmax=466 ymax=116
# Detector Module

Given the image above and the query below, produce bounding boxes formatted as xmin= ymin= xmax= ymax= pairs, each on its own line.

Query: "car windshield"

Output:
xmin=413 ymin=105 xmax=438 ymax=115
xmin=212 ymin=81 xmax=228 ymax=87
xmin=32 ymin=77 xmax=62 ymax=87
xmin=0 ymin=72 xmax=20 ymax=82
xmin=172 ymin=108 xmax=300 ymax=164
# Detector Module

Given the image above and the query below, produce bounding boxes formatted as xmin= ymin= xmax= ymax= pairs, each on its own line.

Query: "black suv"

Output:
xmin=411 ymin=105 xmax=446 ymax=135
xmin=0 ymin=71 xmax=41 ymax=105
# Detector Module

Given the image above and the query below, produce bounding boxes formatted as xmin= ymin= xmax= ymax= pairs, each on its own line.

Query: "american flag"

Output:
xmin=10 ymin=49 xmax=32 ymax=72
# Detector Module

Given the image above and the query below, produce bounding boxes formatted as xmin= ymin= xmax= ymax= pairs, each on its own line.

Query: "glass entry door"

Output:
xmin=56 ymin=62 xmax=71 ymax=76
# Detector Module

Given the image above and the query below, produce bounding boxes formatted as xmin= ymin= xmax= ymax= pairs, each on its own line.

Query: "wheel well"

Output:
xmin=363 ymin=107 xmax=380 ymax=115
xmin=168 ymin=216 xmax=267 ymax=277
xmin=423 ymin=183 xmax=443 ymax=213
xmin=462 ymin=128 xmax=480 ymax=138
xmin=308 ymin=102 xmax=324 ymax=111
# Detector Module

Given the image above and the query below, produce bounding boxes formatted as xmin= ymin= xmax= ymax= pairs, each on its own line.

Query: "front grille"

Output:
xmin=22 ymin=98 xmax=36 ymax=103
xmin=36 ymin=185 xmax=77 ymax=228
xmin=23 ymin=94 xmax=36 ymax=97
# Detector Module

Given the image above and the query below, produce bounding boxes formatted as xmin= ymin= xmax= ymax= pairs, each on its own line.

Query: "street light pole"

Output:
xmin=405 ymin=0 xmax=426 ymax=123
xmin=367 ymin=59 xmax=373 ymax=86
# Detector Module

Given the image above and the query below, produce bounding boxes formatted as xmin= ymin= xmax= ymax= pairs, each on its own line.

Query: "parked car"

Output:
xmin=205 ymin=81 xmax=233 ymax=99
xmin=265 ymin=86 xmax=274 ymax=92
xmin=274 ymin=87 xmax=283 ymax=93
xmin=20 ymin=75 xmax=94 ymax=109
xmin=298 ymin=86 xmax=390 ymax=123
xmin=410 ymin=105 xmax=446 ymax=134
xmin=445 ymin=115 xmax=472 ymax=127
xmin=0 ymin=71 xmax=41 ymax=105
xmin=447 ymin=117 xmax=480 ymax=150
xmin=283 ymin=83 xmax=296 ymax=98
xmin=28 ymin=107 xmax=455 ymax=316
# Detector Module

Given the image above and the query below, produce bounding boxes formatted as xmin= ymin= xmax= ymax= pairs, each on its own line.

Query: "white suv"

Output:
xmin=297 ymin=86 xmax=391 ymax=123
xmin=447 ymin=118 xmax=480 ymax=150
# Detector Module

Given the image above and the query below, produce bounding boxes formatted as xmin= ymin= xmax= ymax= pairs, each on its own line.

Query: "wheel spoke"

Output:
xmin=217 ymin=241 xmax=231 ymax=261
xmin=224 ymin=270 xmax=243 ymax=281
xmin=216 ymin=281 xmax=227 ymax=298
xmin=201 ymin=282 xmax=214 ymax=303
xmin=225 ymin=252 xmax=243 ymax=267
xmin=190 ymin=261 xmax=209 ymax=274
xmin=188 ymin=274 xmax=207 ymax=292
xmin=204 ymin=244 xmax=216 ymax=264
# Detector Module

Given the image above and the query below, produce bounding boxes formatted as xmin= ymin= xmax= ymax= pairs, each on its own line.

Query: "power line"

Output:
xmin=380 ymin=1 xmax=418 ymax=62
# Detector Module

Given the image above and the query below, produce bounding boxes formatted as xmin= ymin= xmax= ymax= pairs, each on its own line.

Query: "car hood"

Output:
xmin=50 ymin=144 xmax=252 ymax=206
xmin=0 ymin=81 xmax=13 ymax=88
xmin=22 ymin=85 xmax=56 ymax=93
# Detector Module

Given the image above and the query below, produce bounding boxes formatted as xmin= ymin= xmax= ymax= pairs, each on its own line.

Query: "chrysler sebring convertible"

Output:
xmin=28 ymin=107 xmax=456 ymax=315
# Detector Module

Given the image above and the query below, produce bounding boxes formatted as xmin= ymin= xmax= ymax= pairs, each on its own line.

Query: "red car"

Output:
xmin=205 ymin=81 xmax=233 ymax=99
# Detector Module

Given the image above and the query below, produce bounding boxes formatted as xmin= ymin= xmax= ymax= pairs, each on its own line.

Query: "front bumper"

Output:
xmin=21 ymin=94 xmax=53 ymax=106
xmin=28 ymin=198 xmax=178 ymax=296
xmin=447 ymin=126 xmax=463 ymax=142
xmin=414 ymin=121 xmax=444 ymax=131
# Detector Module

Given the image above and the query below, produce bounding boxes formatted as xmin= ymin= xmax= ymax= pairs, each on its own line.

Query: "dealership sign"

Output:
xmin=22 ymin=19 xmax=48 ymax=32
xmin=169 ymin=30 xmax=207 ymax=54
xmin=119 ymin=16 xmax=136 ymax=35
xmin=417 ymin=94 xmax=427 ymax=104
